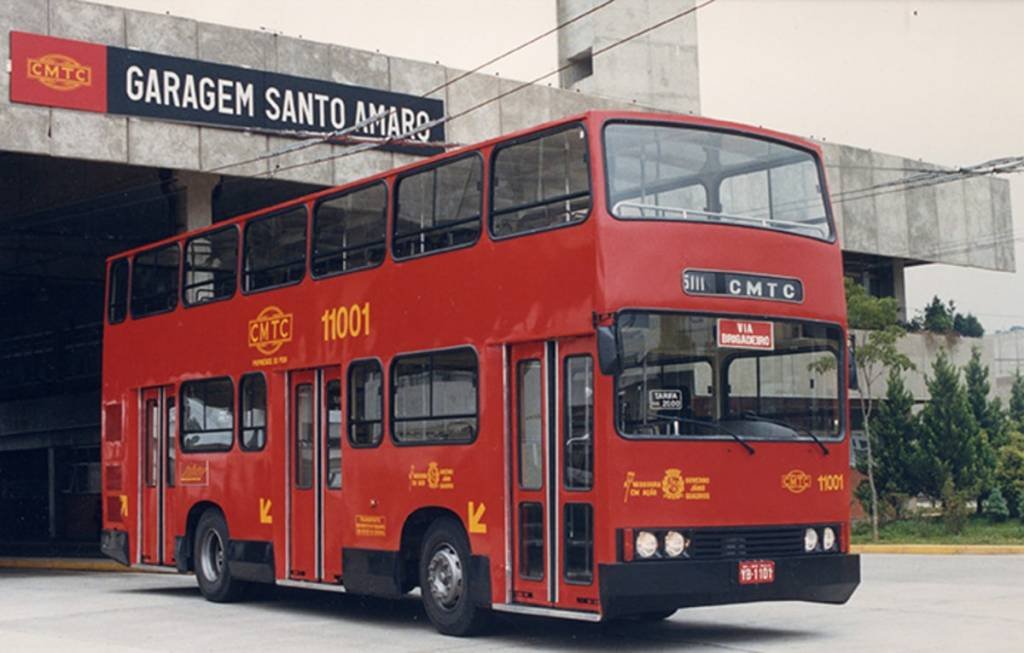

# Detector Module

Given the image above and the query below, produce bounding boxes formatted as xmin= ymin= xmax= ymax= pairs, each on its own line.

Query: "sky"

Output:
xmin=103 ymin=0 xmax=1024 ymax=331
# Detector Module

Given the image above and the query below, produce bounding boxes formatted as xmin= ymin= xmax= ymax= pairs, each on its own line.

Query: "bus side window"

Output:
xmin=348 ymin=360 xmax=383 ymax=447
xmin=313 ymin=183 xmax=387 ymax=277
xmin=491 ymin=123 xmax=590 ymax=238
xmin=184 ymin=226 xmax=238 ymax=306
xmin=240 ymin=373 xmax=267 ymax=451
xmin=391 ymin=348 xmax=478 ymax=444
xmin=326 ymin=379 xmax=342 ymax=488
xmin=107 ymin=258 xmax=129 ymax=324
xmin=243 ymin=206 xmax=307 ymax=292
xmin=393 ymin=155 xmax=482 ymax=260
xmin=131 ymin=243 xmax=180 ymax=318
xmin=180 ymin=378 xmax=234 ymax=452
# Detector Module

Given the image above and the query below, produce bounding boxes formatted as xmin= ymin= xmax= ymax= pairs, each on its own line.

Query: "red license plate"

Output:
xmin=738 ymin=560 xmax=775 ymax=585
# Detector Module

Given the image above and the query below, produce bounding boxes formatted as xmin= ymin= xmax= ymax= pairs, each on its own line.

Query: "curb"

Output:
xmin=851 ymin=544 xmax=1024 ymax=555
xmin=0 ymin=557 xmax=133 ymax=572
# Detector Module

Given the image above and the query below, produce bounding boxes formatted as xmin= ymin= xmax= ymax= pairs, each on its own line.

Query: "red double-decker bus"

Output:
xmin=100 ymin=110 xmax=860 ymax=635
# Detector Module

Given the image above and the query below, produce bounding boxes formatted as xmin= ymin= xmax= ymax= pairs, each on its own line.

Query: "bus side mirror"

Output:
xmin=848 ymin=336 xmax=859 ymax=391
xmin=597 ymin=326 xmax=621 ymax=376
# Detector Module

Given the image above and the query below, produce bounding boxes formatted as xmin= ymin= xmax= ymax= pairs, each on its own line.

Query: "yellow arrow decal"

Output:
xmin=119 ymin=495 xmax=128 ymax=518
xmin=259 ymin=498 xmax=273 ymax=525
xmin=468 ymin=501 xmax=487 ymax=534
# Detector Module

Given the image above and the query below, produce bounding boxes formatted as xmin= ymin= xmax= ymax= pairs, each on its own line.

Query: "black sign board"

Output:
xmin=648 ymin=389 xmax=684 ymax=411
xmin=106 ymin=47 xmax=445 ymax=151
xmin=682 ymin=269 xmax=804 ymax=303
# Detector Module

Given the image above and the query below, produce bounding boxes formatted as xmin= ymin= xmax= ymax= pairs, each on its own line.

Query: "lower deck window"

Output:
xmin=564 ymin=503 xmax=593 ymax=583
xmin=180 ymin=378 xmax=234 ymax=452
xmin=391 ymin=348 xmax=477 ymax=444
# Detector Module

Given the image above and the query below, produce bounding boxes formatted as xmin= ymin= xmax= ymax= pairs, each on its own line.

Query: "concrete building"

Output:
xmin=0 ymin=0 xmax=1013 ymax=550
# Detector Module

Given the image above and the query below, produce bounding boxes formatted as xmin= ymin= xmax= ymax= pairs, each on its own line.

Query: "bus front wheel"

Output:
xmin=194 ymin=509 xmax=247 ymax=602
xmin=418 ymin=518 xmax=489 ymax=636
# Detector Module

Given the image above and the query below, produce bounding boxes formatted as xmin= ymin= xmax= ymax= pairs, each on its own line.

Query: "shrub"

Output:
xmin=983 ymin=487 xmax=1010 ymax=522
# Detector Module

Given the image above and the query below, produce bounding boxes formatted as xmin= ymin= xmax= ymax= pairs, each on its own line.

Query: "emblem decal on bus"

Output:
xmin=409 ymin=462 xmax=454 ymax=490
xmin=683 ymin=269 xmax=804 ymax=303
xmin=179 ymin=461 xmax=209 ymax=486
xmin=623 ymin=470 xmax=711 ymax=502
xmin=782 ymin=469 xmax=812 ymax=494
xmin=248 ymin=306 xmax=293 ymax=367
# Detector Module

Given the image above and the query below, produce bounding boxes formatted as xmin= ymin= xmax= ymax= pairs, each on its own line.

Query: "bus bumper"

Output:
xmin=599 ymin=553 xmax=860 ymax=619
xmin=100 ymin=529 xmax=130 ymax=566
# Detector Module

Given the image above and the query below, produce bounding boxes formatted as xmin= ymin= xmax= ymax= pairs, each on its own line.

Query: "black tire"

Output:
xmin=418 ymin=517 xmax=489 ymax=636
xmin=629 ymin=609 xmax=677 ymax=622
xmin=193 ymin=509 xmax=247 ymax=602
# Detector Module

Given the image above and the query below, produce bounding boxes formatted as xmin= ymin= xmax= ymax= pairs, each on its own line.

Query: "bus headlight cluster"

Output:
xmin=634 ymin=530 xmax=690 ymax=559
xmin=804 ymin=525 xmax=839 ymax=552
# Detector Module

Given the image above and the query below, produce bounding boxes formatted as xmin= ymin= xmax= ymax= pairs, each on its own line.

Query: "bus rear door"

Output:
xmin=140 ymin=385 xmax=175 ymax=565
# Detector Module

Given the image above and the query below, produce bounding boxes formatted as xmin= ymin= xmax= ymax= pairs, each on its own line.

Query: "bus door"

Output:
xmin=140 ymin=385 xmax=175 ymax=565
xmin=288 ymin=367 xmax=342 ymax=582
xmin=509 ymin=339 xmax=598 ymax=608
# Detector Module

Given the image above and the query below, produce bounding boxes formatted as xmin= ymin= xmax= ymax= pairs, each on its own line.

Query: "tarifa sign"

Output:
xmin=9 ymin=31 xmax=445 ymax=152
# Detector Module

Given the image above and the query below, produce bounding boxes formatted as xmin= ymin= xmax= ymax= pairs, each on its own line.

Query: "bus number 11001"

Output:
xmin=321 ymin=302 xmax=371 ymax=342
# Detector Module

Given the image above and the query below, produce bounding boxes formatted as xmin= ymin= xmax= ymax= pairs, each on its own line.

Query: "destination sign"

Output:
xmin=683 ymin=269 xmax=804 ymax=303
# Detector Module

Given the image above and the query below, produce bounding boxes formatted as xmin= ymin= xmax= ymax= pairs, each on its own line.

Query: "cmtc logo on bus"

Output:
xmin=27 ymin=53 xmax=93 ymax=91
xmin=248 ymin=306 xmax=293 ymax=355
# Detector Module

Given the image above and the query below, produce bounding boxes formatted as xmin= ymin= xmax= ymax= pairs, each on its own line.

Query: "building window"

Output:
xmin=492 ymin=123 xmax=590 ymax=238
xmin=180 ymin=378 xmax=234 ymax=452
xmin=313 ymin=183 xmax=387 ymax=277
xmin=131 ymin=243 xmax=179 ymax=318
xmin=184 ymin=226 xmax=238 ymax=306
xmin=349 ymin=359 xmax=383 ymax=447
xmin=108 ymin=258 xmax=129 ymax=324
xmin=239 ymin=373 xmax=267 ymax=451
xmin=243 ymin=206 xmax=307 ymax=292
xmin=392 ymin=348 xmax=478 ymax=444
xmin=394 ymin=155 xmax=482 ymax=259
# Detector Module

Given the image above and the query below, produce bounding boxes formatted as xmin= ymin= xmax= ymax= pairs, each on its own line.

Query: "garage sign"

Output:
xmin=8 ymin=31 xmax=445 ymax=150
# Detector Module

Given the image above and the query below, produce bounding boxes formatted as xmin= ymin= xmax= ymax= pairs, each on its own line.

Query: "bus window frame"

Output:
xmin=347 ymin=357 xmax=385 ymax=449
xmin=241 ymin=204 xmax=309 ymax=295
xmin=311 ymin=180 xmax=389 ymax=280
xmin=612 ymin=309 xmax=847 ymax=444
xmin=488 ymin=121 xmax=593 ymax=241
xmin=600 ymin=118 xmax=838 ymax=245
xmin=179 ymin=376 xmax=236 ymax=454
xmin=107 ymin=257 xmax=130 ymax=325
xmin=130 ymin=242 xmax=181 ymax=320
xmin=388 ymin=345 xmax=480 ymax=447
xmin=391 ymin=151 xmax=484 ymax=262
xmin=182 ymin=224 xmax=240 ymax=309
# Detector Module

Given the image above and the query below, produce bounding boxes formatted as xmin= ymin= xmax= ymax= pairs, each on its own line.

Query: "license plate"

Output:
xmin=738 ymin=560 xmax=775 ymax=585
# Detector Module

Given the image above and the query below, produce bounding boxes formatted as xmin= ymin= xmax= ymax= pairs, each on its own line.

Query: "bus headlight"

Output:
xmin=663 ymin=530 xmax=688 ymax=558
xmin=803 ymin=527 xmax=819 ymax=552
xmin=635 ymin=531 xmax=659 ymax=559
xmin=822 ymin=526 xmax=837 ymax=551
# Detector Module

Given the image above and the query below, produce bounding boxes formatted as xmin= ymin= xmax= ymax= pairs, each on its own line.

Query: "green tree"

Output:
xmin=963 ymin=347 xmax=1000 ymax=511
xmin=922 ymin=296 xmax=955 ymax=334
xmin=954 ymin=312 xmax=985 ymax=338
xmin=869 ymin=368 xmax=921 ymax=519
xmin=918 ymin=350 xmax=983 ymax=506
xmin=983 ymin=487 xmax=1010 ymax=522
xmin=844 ymin=278 xmax=914 ymax=540
xmin=996 ymin=430 xmax=1024 ymax=518
xmin=1009 ymin=371 xmax=1024 ymax=428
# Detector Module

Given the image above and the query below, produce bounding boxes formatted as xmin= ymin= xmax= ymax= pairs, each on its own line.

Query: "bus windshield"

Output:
xmin=616 ymin=312 xmax=842 ymax=441
xmin=604 ymin=122 xmax=832 ymax=240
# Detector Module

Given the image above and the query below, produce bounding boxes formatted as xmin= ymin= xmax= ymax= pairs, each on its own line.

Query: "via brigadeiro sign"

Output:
xmin=8 ymin=31 xmax=445 ymax=150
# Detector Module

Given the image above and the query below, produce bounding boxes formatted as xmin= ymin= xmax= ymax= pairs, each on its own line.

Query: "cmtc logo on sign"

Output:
xmin=717 ymin=318 xmax=774 ymax=351
xmin=10 ymin=31 xmax=107 ymax=111
xmin=683 ymin=269 xmax=804 ymax=303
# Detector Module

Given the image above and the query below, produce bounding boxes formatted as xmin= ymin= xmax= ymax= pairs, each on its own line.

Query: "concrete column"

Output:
xmin=892 ymin=260 xmax=907 ymax=322
xmin=175 ymin=169 xmax=220 ymax=233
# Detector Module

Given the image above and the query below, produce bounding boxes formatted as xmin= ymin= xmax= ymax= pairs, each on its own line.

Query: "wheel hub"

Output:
xmin=427 ymin=544 xmax=463 ymax=610
xmin=200 ymin=529 xmax=224 ymax=582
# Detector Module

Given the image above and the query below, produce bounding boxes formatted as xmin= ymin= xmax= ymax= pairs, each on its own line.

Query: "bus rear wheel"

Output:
xmin=194 ymin=509 xmax=247 ymax=602
xmin=418 ymin=518 xmax=489 ymax=636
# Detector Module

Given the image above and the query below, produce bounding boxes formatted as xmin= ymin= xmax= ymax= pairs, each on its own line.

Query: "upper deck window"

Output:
xmin=393 ymin=155 xmax=482 ymax=260
xmin=244 ymin=206 xmax=307 ymax=292
xmin=491 ymin=123 xmax=590 ymax=238
xmin=313 ymin=182 xmax=387 ymax=277
xmin=184 ymin=226 xmax=238 ymax=306
xmin=604 ymin=123 xmax=832 ymax=241
xmin=107 ymin=258 xmax=129 ymax=324
xmin=131 ymin=243 xmax=179 ymax=318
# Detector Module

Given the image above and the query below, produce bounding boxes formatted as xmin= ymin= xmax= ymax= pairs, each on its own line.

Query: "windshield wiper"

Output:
xmin=640 ymin=416 xmax=755 ymax=455
xmin=740 ymin=411 xmax=829 ymax=456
